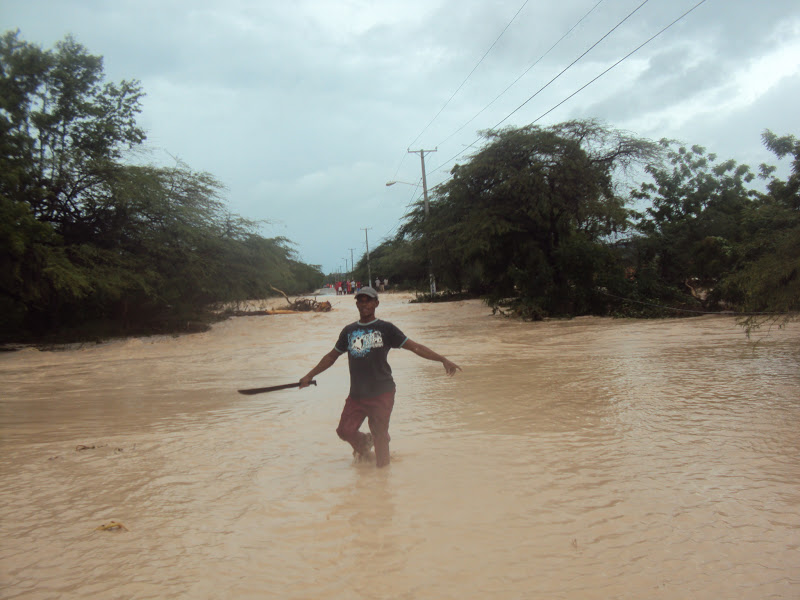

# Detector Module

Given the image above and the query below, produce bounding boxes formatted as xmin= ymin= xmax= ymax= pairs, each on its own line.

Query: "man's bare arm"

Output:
xmin=402 ymin=339 xmax=461 ymax=376
xmin=300 ymin=349 xmax=341 ymax=387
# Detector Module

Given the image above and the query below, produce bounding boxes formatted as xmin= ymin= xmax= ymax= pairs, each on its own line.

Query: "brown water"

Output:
xmin=1 ymin=294 xmax=798 ymax=599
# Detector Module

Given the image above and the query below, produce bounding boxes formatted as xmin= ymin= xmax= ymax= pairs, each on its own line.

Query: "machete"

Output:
xmin=237 ymin=380 xmax=316 ymax=395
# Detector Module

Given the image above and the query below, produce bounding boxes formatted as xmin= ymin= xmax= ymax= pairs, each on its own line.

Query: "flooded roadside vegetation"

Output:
xmin=2 ymin=294 xmax=798 ymax=599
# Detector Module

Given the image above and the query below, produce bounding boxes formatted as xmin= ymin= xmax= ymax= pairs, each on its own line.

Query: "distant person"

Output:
xmin=299 ymin=286 xmax=461 ymax=467
xmin=375 ymin=277 xmax=381 ymax=289
xmin=383 ymin=278 xmax=389 ymax=291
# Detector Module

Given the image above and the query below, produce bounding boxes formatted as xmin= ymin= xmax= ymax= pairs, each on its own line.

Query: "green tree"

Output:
xmin=0 ymin=31 xmax=145 ymax=234
xmin=717 ymin=131 xmax=800 ymax=328
xmin=632 ymin=141 xmax=758 ymax=305
xmin=353 ymin=235 xmax=427 ymax=290
xmin=401 ymin=119 xmax=660 ymax=316
xmin=1 ymin=32 xmax=324 ymax=341
xmin=0 ymin=31 xmax=147 ymax=335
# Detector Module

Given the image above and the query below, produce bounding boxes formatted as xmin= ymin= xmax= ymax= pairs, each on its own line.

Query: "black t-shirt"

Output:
xmin=335 ymin=319 xmax=408 ymax=399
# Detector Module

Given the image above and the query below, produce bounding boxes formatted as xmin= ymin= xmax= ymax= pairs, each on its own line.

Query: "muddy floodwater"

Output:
xmin=1 ymin=293 xmax=798 ymax=599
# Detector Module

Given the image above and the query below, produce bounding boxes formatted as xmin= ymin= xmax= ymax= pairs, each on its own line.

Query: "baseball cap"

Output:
xmin=355 ymin=286 xmax=379 ymax=299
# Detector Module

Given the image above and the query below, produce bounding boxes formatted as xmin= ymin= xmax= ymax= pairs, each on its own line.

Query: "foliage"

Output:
xmin=0 ymin=31 xmax=146 ymax=232
xmin=399 ymin=120 xmax=661 ymax=315
xmin=632 ymin=133 xmax=799 ymax=327
xmin=631 ymin=140 xmax=758 ymax=303
xmin=351 ymin=235 xmax=427 ymax=289
xmin=0 ymin=31 xmax=323 ymax=342
xmin=717 ymin=131 xmax=800 ymax=330
xmin=370 ymin=119 xmax=797 ymax=326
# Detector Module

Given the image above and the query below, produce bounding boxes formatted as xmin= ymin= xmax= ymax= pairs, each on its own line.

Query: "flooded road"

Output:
xmin=1 ymin=294 xmax=799 ymax=599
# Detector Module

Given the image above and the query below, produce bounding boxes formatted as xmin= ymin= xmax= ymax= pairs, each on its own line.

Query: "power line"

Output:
xmin=526 ymin=0 xmax=710 ymax=127
xmin=435 ymin=0 xmax=606 ymax=149
xmin=391 ymin=0 xmax=531 ymax=181
xmin=428 ymin=0 xmax=707 ymax=177
xmin=406 ymin=0 xmax=531 ymax=149
xmin=491 ymin=0 xmax=651 ymax=130
xmin=427 ymin=0 xmax=652 ymax=175
xmin=380 ymin=192 xmax=422 ymax=243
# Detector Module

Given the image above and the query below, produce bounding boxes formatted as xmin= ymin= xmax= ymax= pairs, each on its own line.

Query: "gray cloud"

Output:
xmin=3 ymin=0 xmax=799 ymax=271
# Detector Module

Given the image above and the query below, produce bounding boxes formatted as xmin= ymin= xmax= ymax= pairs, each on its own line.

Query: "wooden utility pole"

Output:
xmin=408 ymin=148 xmax=437 ymax=296
xmin=362 ymin=228 xmax=372 ymax=286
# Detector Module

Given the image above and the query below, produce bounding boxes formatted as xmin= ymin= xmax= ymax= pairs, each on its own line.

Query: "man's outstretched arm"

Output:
xmin=402 ymin=339 xmax=461 ymax=376
xmin=300 ymin=349 xmax=341 ymax=387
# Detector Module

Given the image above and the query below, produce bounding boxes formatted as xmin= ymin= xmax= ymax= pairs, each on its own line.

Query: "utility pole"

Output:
xmin=349 ymin=248 xmax=356 ymax=284
xmin=362 ymin=228 xmax=372 ymax=286
xmin=408 ymin=148 xmax=437 ymax=296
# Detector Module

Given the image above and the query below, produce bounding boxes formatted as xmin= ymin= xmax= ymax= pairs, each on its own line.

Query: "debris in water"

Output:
xmin=270 ymin=285 xmax=332 ymax=312
xmin=95 ymin=521 xmax=129 ymax=532
xmin=229 ymin=285 xmax=332 ymax=316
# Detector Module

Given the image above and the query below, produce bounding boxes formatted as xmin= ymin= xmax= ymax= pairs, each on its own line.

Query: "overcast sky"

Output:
xmin=4 ymin=0 xmax=800 ymax=274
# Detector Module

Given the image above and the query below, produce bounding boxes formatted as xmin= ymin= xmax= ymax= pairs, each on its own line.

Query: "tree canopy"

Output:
xmin=716 ymin=132 xmax=800 ymax=328
xmin=361 ymin=119 xmax=798 ymax=327
xmin=1 ymin=31 xmax=323 ymax=342
xmin=399 ymin=120 xmax=661 ymax=316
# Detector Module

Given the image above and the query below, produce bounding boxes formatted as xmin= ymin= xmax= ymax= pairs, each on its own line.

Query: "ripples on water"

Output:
xmin=1 ymin=297 xmax=798 ymax=599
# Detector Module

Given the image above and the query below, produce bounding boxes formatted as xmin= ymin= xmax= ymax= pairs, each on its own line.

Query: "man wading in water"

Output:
xmin=299 ymin=286 xmax=461 ymax=467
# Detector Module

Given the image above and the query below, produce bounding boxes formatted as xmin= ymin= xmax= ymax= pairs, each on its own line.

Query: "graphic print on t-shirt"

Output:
xmin=348 ymin=328 xmax=385 ymax=358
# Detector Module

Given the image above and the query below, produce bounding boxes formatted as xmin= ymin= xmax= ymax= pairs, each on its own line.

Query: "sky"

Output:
xmin=3 ymin=0 xmax=800 ymax=274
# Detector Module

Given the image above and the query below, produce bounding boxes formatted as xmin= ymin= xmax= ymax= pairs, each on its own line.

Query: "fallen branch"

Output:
xmin=228 ymin=286 xmax=332 ymax=317
xmin=269 ymin=285 xmax=292 ymax=305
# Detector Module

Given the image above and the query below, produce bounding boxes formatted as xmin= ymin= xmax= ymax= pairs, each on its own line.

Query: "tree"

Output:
xmin=350 ymin=235 xmax=427 ymax=290
xmin=401 ymin=119 xmax=660 ymax=316
xmin=632 ymin=141 xmax=758 ymax=304
xmin=631 ymin=133 xmax=799 ymax=325
xmin=1 ymin=32 xmax=324 ymax=341
xmin=0 ymin=31 xmax=147 ymax=335
xmin=717 ymin=131 xmax=800 ymax=328
xmin=0 ymin=31 xmax=145 ymax=235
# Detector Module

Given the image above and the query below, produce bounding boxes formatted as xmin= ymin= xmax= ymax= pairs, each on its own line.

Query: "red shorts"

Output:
xmin=336 ymin=389 xmax=395 ymax=467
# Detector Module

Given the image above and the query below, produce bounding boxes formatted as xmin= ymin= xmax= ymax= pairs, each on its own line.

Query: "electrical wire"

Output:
xmin=390 ymin=0 xmax=531 ymax=182
xmin=428 ymin=0 xmax=708 ymax=177
xmin=429 ymin=0 xmax=651 ymax=175
xmin=491 ymin=0 xmax=650 ymax=130
xmin=526 ymin=0 xmax=709 ymax=127
xmin=380 ymin=186 xmax=423 ymax=243
xmin=435 ymin=0 xmax=605 ymax=149
xmin=383 ymin=0 xmax=710 ymax=254
xmin=406 ymin=0 xmax=531 ymax=149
